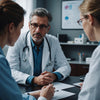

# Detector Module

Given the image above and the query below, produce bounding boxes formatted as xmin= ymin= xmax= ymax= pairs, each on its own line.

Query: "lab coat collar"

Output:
xmin=42 ymin=37 xmax=50 ymax=71
xmin=27 ymin=32 xmax=34 ymax=74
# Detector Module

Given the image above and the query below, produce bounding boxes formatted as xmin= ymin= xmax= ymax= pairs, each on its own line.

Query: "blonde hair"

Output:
xmin=79 ymin=0 xmax=100 ymax=23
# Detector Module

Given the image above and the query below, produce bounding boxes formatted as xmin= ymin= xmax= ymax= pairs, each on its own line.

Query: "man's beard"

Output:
xmin=32 ymin=32 xmax=43 ymax=43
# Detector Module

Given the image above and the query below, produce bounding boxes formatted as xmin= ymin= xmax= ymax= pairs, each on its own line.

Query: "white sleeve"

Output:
xmin=52 ymin=38 xmax=71 ymax=80
xmin=78 ymin=46 xmax=100 ymax=100
xmin=38 ymin=96 xmax=47 ymax=100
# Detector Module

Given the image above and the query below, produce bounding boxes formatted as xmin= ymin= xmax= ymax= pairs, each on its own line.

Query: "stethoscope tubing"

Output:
xmin=22 ymin=31 xmax=51 ymax=62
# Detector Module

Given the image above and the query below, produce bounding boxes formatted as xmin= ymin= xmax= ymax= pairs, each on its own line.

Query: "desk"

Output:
xmin=18 ymin=76 xmax=81 ymax=100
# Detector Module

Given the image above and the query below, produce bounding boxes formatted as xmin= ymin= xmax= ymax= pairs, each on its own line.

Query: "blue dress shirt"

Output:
xmin=98 ymin=42 xmax=100 ymax=45
xmin=0 ymin=47 xmax=36 ymax=100
xmin=31 ymin=38 xmax=43 ymax=76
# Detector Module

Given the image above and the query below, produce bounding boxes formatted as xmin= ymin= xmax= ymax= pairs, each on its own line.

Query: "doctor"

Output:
xmin=78 ymin=0 xmax=100 ymax=100
xmin=7 ymin=8 xmax=71 ymax=86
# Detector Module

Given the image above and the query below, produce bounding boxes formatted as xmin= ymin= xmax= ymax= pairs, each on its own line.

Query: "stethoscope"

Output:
xmin=22 ymin=31 xmax=53 ymax=66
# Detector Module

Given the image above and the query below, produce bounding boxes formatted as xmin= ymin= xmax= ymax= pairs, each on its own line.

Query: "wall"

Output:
xmin=3 ymin=0 xmax=95 ymax=59
xmin=36 ymin=0 xmax=87 ymax=41
xmin=35 ymin=0 xmax=97 ymax=60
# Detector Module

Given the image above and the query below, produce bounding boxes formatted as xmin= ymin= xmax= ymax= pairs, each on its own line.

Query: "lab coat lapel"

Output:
xmin=42 ymin=37 xmax=50 ymax=71
xmin=27 ymin=32 xmax=34 ymax=74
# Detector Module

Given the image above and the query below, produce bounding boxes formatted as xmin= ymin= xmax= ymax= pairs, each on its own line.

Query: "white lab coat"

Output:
xmin=6 ymin=32 xmax=71 ymax=84
xmin=78 ymin=45 xmax=100 ymax=100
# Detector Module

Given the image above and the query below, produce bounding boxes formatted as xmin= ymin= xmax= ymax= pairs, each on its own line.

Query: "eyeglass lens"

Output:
xmin=30 ymin=23 xmax=48 ymax=29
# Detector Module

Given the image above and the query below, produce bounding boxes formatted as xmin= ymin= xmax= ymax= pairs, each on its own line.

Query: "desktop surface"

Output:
xmin=18 ymin=76 xmax=81 ymax=100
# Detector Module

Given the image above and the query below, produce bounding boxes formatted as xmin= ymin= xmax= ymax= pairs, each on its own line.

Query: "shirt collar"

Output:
xmin=30 ymin=36 xmax=44 ymax=49
xmin=0 ymin=46 xmax=4 ymax=56
xmin=98 ymin=41 xmax=100 ymax=45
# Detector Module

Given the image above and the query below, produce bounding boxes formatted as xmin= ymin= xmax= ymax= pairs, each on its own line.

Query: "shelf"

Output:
xmin=68 ymin=61 xmax=90 ymax=65
xmin=60 ymin=42 xmax=98 ymax=46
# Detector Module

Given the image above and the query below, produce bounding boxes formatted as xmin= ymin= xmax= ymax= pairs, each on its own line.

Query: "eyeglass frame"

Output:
xmin=77 ymin=18 xmax=85 ymax=26
xmin=77 ymin=15 xmax=88 ymax=26
xmin=30 ymin=22 xmax=49 ymax=30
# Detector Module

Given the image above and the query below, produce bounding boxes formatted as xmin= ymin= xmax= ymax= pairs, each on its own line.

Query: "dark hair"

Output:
xmin=0 ymin=0 xmax=26 ymax=32
xmin=29 ymin=8 xmax=52 ymax=23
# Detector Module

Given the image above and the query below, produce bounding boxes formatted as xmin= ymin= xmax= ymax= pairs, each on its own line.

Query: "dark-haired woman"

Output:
xmin=0 ymin=0 xmax=54 ymax=100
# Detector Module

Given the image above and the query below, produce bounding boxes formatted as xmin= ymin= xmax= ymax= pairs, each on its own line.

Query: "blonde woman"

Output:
xmin=78 ymin=0 xmax=100 ymax=100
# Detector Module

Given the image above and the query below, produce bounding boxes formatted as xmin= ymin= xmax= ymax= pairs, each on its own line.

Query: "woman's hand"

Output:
xmin=40 ymin=84 xmax=55 ymax=100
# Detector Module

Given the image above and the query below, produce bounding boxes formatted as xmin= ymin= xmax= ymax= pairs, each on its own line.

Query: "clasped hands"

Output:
xmin=32 ymin=71 xmax=57 ymax=86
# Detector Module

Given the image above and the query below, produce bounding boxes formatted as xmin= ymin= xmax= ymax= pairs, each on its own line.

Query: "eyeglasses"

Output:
xmin=30 ymin=23 xmax=49 ymax=30
xmin=77 ymin=18 xmax=85 ymax=26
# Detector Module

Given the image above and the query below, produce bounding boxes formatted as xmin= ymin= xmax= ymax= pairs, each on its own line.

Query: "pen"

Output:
xmin=55 ymin=90 xmax=59 ymax=92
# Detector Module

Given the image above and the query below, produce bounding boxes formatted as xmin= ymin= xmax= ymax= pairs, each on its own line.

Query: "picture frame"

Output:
xmin=62 ymin=0 xmax=83 ymax=29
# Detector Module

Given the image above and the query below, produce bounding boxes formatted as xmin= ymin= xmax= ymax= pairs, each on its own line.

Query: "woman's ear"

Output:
xmin=8 ymin=22 xmax=15 ymax=34
xmin=88 ymin=14 xmax=94 ymax=25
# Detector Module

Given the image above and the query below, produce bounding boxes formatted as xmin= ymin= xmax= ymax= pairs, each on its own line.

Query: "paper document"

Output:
xmin=25 ymin=89 xmax=75 ymax=100
xmin=73 ymin=82 xmax=83 ymax=87
xmin=52 ymin=90 xmax=75 ymax=100
xmin=53 ymin=82 xmax=74 ymax=90
xmin=25 ymin=82 xmax=75 ymax=100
